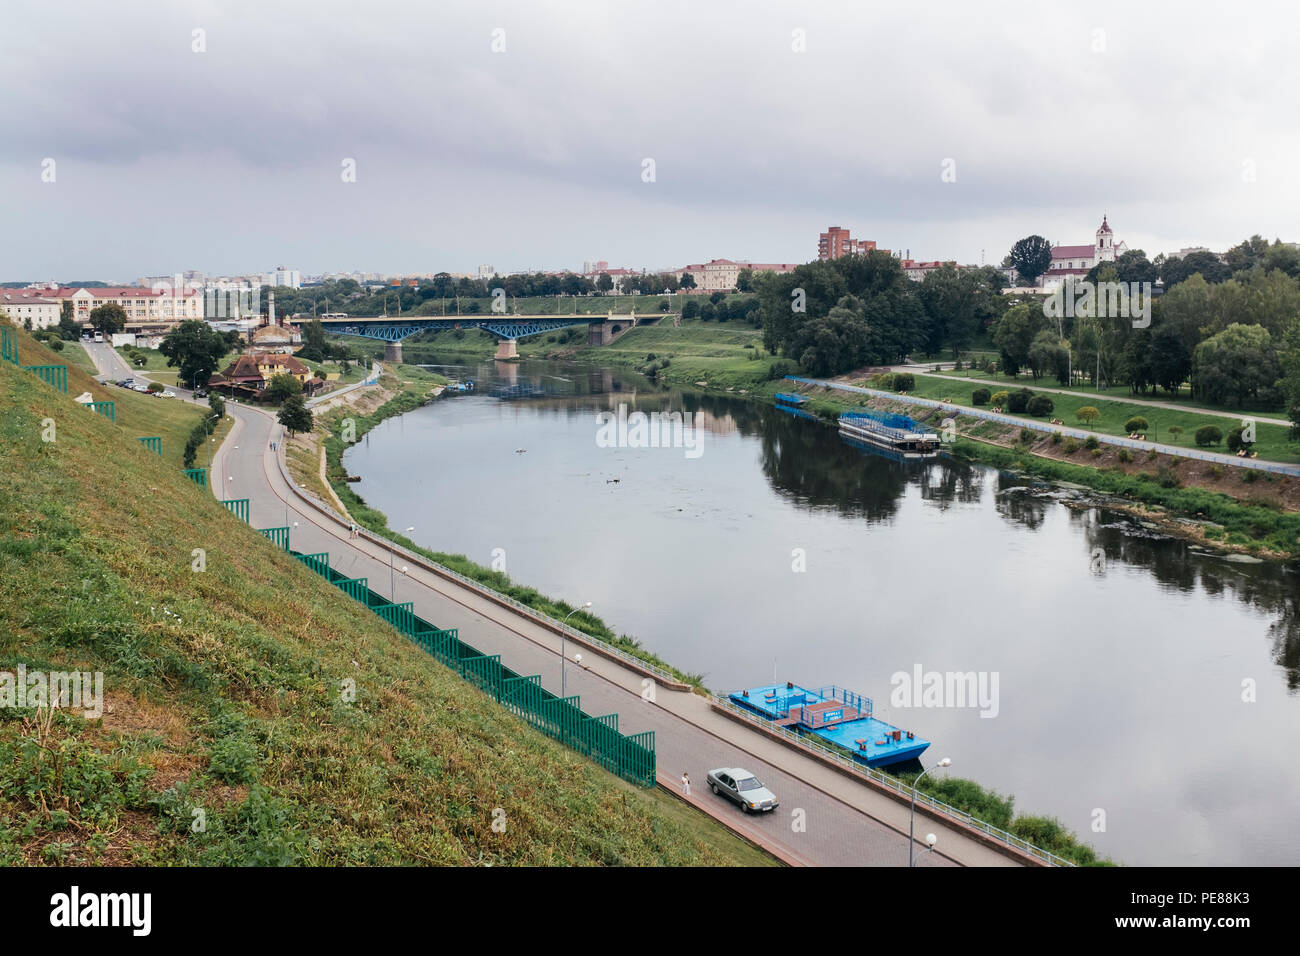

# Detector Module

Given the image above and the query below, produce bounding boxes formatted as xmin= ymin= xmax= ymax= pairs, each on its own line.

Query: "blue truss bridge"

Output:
xmin=312 ymin=312 xmax=666 ymax=360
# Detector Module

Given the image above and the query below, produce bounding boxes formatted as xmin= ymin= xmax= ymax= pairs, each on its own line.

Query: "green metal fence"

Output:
xmin=258 ymin=526 xmax=290 ymax=551
xmin=23 ymin=364 xmax=68 ymax=393
xmin=182 ymin=467 xmax=208 ymax=488
xmin=289 ymin=549 xmax=656 ymax=786
xmin=137 ymin=435 xmax=162 ymax=455
xmin=221 ymin=498 xmax=250 ymax=524
xmin=88 ymin=401 xmax=115 ymax=422
xmin=1 ymin=326 xmax=18 ymax=365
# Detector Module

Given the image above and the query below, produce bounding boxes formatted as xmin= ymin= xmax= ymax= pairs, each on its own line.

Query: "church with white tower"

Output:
xmin=1040 ymin=216 xmax=1127 ymax=290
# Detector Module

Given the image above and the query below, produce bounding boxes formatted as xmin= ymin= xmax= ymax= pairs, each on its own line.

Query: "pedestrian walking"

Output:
xmin=681 ymin=771 xmax=691 ymax=796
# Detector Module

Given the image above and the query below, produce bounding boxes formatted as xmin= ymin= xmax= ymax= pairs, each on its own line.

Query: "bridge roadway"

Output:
xmin=84 ymin=341 xmax=1021 ymax=867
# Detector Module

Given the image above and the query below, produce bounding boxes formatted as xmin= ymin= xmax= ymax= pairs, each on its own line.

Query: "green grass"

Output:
xmin=0 ymin=326 xmax=773 ymax=866
xmin=885 ymin=372 xmax=1300 ymax=463
xmin=929 ymin=366 xmax=1289 ymax=418
xmin=61 ymin=341 xmax=98 ymax=375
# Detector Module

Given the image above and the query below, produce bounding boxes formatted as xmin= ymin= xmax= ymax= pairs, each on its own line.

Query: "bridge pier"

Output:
xmin=384 ymin=340 xmax=404 ymax=364
xmin=494 ymin=338 xmax=519 ymax=361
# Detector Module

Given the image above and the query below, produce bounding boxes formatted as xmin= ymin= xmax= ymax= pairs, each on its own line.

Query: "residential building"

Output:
xmin=818 ymin=226 xmax=880 ymax=260
xmin=1 ymin=290 xmax=61 ymax=329
xmin=262 ymin=267 xmax=302 ymax=289
xmin=899 ymin=260 xmax=958 ymax=282
xmin=676 ymin=259 xmax=800 ymax=292
xmin=22 ymin=284 xmax=205 ymax=327
xmin=208 ymin=352 xmax=323 ymax=399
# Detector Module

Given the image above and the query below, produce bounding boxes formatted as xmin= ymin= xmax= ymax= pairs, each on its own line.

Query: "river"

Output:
xmin=344 ymin=355 xmax=1300 ymax=866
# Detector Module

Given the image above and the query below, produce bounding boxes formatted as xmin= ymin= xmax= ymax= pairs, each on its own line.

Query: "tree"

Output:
xmin=1192 ymin=323 xmax=1282 ymax=407
xmin=1195 ymin=424 xmax=1223 ymax=446
xmin=992 ymin=303 xmax=1044 ymax=377
xmin=1076 ymin=406 xmax=1101 ymax=424
xmin=57 ymin=302 xmax=81 ymax=340
xmin=1028 ymin=329 xmax=1068 ymax=383
xmin=596 ymin=273 xmax=614 ymax=293
xmin=265 ymin=372 xmax=303 ymax=404
xmin=278 ymin=394 xmax=313 ymax=435
xmin=678 ymin=272 xmax=696 ymax=290
xmin=1007 ymin=235 xmax=1053 ymax=286
xmin=1148 ymin=324 xmax=1192 ymax=395
xmin=158 ymin=319 xmax=230 ymax=390
xmin=736 ymin=268 xmax=754 ymax=292
xmin=89 ymin=303 xmax=127 ymax=335
xmin=1161 ymin=250 xmax=1231 ymax=288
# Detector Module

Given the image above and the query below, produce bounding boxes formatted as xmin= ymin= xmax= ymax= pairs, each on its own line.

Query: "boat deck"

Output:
xmin=730 ymin=681 xmax=930 ymax=768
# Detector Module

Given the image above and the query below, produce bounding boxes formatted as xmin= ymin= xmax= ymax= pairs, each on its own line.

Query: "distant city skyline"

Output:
xmin=4 ymin=1 xmax=1298 ymax=277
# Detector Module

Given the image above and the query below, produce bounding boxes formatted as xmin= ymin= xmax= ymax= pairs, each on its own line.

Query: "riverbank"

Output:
xmin=377 ymin=321 xmax=1300 ymax=558
xmin=284 ymin=365 xmax=710 ymax=690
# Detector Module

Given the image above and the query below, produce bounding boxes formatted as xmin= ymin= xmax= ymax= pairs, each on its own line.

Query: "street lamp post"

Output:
xmin=560 ymin=602 xmax=592 ymax=698
xmin=910 ymin=757 xmax=951 ymax=867
xmin=391 ymin=526 xmax=414 ymax=599
xmin=913 ymin=833 xmax=938 ymax=867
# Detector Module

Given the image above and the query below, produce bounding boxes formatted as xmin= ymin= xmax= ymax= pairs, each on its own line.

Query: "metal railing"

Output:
xmin=88 ymin=401 xmax=115 ymax=423
xmin=137 ymin=435 xmax=162 ymax=455
xmin=290 ymin=549 xmax=656 ymax=786
xmin=712 ymin=696 xmax=1075 ymax=867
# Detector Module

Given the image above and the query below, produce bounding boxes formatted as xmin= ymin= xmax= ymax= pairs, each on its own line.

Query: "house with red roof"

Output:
xmin=208 ymin=352 xmax=324 ymax=400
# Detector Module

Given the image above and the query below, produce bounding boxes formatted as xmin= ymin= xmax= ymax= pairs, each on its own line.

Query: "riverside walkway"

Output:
xmin=791 ymin=376 xmax=1300 ymax=478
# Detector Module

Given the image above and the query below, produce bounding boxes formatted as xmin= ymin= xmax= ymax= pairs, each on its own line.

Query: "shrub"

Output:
xmin=870 ymin=372 xmax=896 ymax=390
xmin=1026 ymin=394 xmax=1054 ymax=416
xmin=48 ymin=338 xmax=64 ymax=352
xmin=1226 ymin=426 xmax=1253 ymax=453
xmin=1006 ymin=388 xmax=1034 ymax=414
xmin=1084 ymin=435 xmax=1100 ymax=450
xmin=1050 ymin=431 xmax=1062 ymax=445
xmin=146 ymin=382 xmax=163 ymax=393
xmin=1117 ymin=448 xmax=1132 ymax=463
xmin=1242 ymin=469 xmax=1259 ymax=484
xmin=971 ymin=387 xmax=991 ymax=406
xmin=1076 ymin=406 xmax=1101 ymax=424
xmin=1124 ymin=416 xmax=1149 ymax=433
xmin=1167 ymin=425 xmax=1183 ymax=442
xmin=990 ymin=390 xmax=1010 ymax=407
xmin=1063 ymin=438 xmax=1080 ymax=453
xmin=1195 ymin=425 xmax=1223 ymax=446
xmin=1018 ymin=428 xmax=1034 ymax=444
xmin=1157 ymin=465 xmax=1181 ymax=488
xmin=768 ymin=359 xmax=796 ymax=380
xmin=892 ymin=372 xmax=915 ymax=392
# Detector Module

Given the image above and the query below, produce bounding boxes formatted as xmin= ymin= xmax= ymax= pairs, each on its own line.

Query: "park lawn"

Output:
xmin=116 ymin=345 xmax=233 ymax=389
xmin=877 ymin=372 xmax=1300 ymax=463
xmin=928 ymin=366 xmax=1289 ymax=418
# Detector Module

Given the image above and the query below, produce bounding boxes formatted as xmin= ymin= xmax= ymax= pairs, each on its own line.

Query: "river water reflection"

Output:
xmin=345 ymin=357 xmax=1300 ymax=865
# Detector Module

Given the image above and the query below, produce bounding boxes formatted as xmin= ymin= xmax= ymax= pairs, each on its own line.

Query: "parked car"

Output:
xmin=132 ymin=384 xmax=151 ymax=393
xmin=116 ymin=379 xmax=134 ymax=388
xmin=160 ymin=390 xmax=177 ymax=398
xmin=193 ymin=387 xmax=209 ymax=398
xmin=706 ymin=767 xmax=779 ymax=813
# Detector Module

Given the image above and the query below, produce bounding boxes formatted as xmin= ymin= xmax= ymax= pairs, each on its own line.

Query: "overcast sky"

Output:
xmin=3 ymin=0 xmax=1299 ymax=280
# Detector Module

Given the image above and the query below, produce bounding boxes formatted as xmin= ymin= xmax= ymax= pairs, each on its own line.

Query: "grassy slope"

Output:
xmin=892 ymin=371 xmax=1299 ymax=463
xmin=0 ymin=328 xmax=773 ymax=866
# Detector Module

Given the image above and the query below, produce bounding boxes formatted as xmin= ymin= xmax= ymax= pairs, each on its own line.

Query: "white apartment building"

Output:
xmin=1 ymin=290 xmax=61 ymax=329
xmin=25 ymin=284 xmax=205 ymax=326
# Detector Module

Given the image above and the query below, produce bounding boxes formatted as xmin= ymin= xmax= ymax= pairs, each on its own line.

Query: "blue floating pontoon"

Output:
xmin=730 ymin=682 xmax=930 ymax=768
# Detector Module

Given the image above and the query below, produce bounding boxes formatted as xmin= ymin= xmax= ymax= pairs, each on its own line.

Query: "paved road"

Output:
xmin=211 ymin=400 xmax=1030 ymax=867
xmin=83 ymin=339 xmax=1025 ymax=866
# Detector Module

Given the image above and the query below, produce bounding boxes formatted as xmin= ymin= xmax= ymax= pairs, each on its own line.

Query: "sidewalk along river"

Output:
xmin=342 ymin=355 xmax=1300 ymax=867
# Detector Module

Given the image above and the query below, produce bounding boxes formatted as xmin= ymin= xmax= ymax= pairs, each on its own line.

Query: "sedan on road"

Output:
xmin=706 ymin=767 xmax=779 ymax=813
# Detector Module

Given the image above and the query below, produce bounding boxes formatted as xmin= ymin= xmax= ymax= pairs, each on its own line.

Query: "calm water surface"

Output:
xmin=345 ymin=358 xmax=1300 ymax=866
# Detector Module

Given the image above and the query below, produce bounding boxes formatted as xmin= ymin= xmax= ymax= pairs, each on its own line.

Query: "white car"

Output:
xmin=132 ymin=384 xmax=151 ymax=392
xmin=706 ymin=767 xmax=780 ymax=813
xmin=160 ymin=390 xmax=177 ymax=398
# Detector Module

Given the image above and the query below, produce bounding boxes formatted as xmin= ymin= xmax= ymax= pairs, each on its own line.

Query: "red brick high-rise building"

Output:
xmin=818 ymin=226 xmax=878 ymax=260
